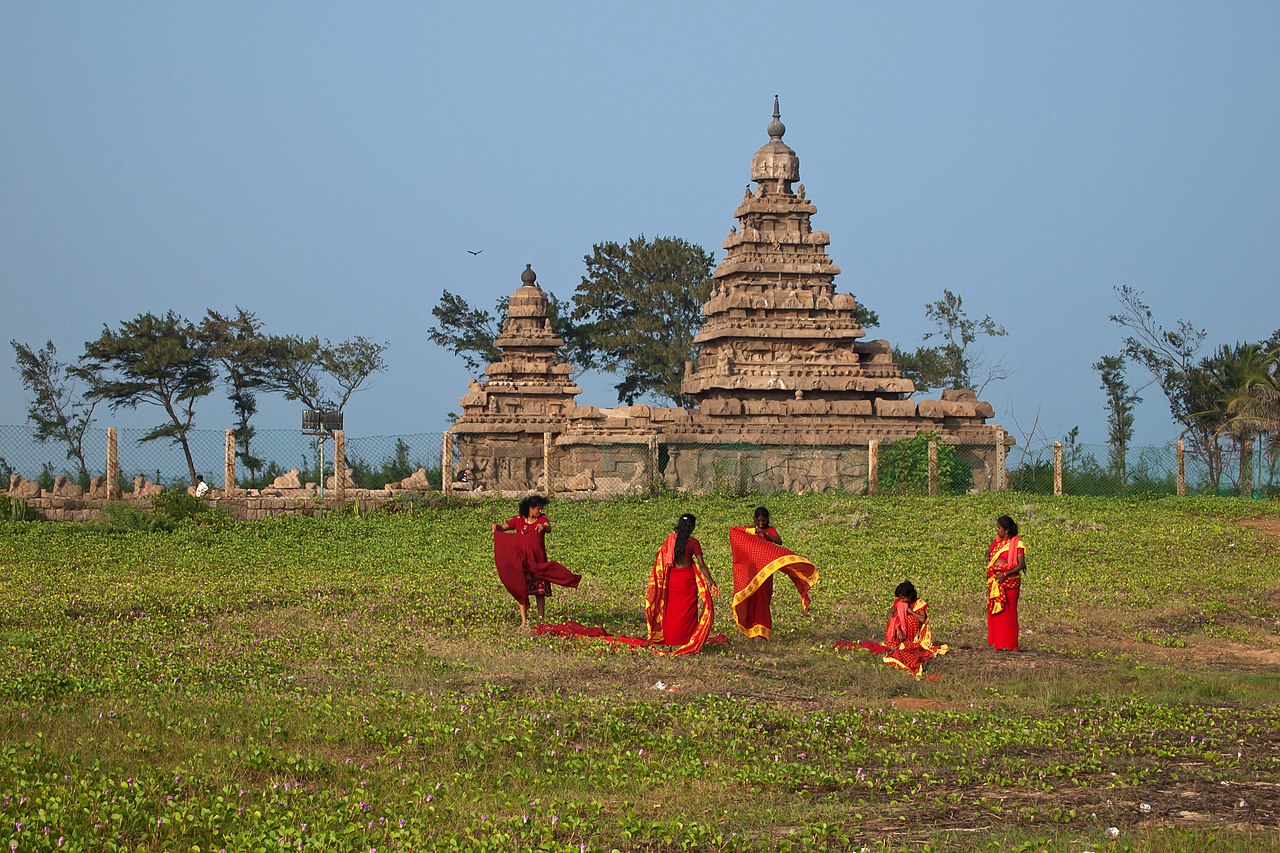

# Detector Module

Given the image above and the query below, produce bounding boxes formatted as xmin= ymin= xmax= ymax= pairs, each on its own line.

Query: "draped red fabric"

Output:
xmin=985 ymin=535 xmax=1023 ymax=650
xmin=729 ymin=526 xmax=818 ymax=639
xmin=534 ymin=621 xmax=726 ymax=650
xmin=645 ymin=533 xmax=716 ymax=656
xmin=493 ymin=531 xmax=581 ymax=608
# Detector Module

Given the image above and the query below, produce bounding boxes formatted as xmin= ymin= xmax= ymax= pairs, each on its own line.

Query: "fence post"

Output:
xmin=543 ymin=431 xmax=553 ymax=494
xmin=927 ymin=440 xmax=939 ymax=496
xmin=867 ymin=440 xmax=879 ymax=496
xmin=334 ymin=430 xmax=346 ymax=503
xmin=995 ymin=429 xmax=1007 ymax=491
xmin=106 ymin=426 xmax=119 ymax=499
xmin=1241 ymin=434 xmax=1253 ymax=497
xmin=1176 ymin=440 xmax=1185 ymax=496
xmin=1053 ymin=441 xmax=1063 ymax=497
xmin=224 ymin=429 xmax=236 ymax=494
xmin=441 ymin=431 xmax=454 ymax=496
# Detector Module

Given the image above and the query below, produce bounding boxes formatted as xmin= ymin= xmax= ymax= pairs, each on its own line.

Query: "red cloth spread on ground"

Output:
xmin=986 ymin=535 xmax=1023 ymax=650
xmin=534 ymin=620 xmax=727 ymax=651
xmin=493 ymin=530 xmax=581 ymax=608
xmin=644 ymin=533 xmax=716 ymax=656
xmin=729 ymin=526 xmax=818 ymax=639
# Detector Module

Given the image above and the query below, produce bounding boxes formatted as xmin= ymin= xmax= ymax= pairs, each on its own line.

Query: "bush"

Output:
xmin=878 ymin=431 xmax=972 ymax=495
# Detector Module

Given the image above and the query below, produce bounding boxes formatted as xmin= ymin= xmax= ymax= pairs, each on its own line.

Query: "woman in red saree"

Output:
xmin=493 ymin=495 xmax=580 ymax=626
xmin=645 ymin=513 xmax=720 ymax=655
xmin=985 ymin=515 xmax=1025 ymax=650
xmin=730 ymin=507 xmax=818 ymax=640
xmin=883 ymin=581 xmax=948 ymax=676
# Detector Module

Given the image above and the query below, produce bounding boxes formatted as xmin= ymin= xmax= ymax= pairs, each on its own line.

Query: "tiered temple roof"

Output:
xmin=454 ymin=264 xmax=581 ymax=433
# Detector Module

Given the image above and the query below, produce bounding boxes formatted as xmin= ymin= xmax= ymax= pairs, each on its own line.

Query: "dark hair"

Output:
xmin=894 ymin=581 xmax=918 ymax=602
xmin=519 ymin=494 xmax=548 ymax=518
xmin=753 ymin=506 xmax=770 ymax=527
xmin=996 ymin=515 xmax=1019 ymax=536
xmin=673 ymin=513 xmax=696 ymax=563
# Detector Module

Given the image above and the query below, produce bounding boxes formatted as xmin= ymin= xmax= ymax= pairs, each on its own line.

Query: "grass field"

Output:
xmin=1 ymin=493 xmax=1279 ymax=851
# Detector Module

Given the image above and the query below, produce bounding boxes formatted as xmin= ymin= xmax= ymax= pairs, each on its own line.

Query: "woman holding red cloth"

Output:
xmin=730 ymin=507 xmax=818 ymax=640
xmin=883 ymin=581 xmax=948 ymax=676
xmin=493 ymin=495 xmax=580 ymax=627
xmin=985 ymin=515 xmax=1025 ymax=650
xmin=645 ymin=513 xmax=720 ymax=655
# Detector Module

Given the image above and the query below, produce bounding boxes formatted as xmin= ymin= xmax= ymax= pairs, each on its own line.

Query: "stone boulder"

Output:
xmin=7 ymin=475 xmax=41 ymax=499
xmin=386 ymin=468 xmax=431 ymax=491
xmin=271 ymin=469 xmax=303 ymax=489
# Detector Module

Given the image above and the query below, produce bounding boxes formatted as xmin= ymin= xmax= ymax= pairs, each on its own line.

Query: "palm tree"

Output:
xmin=1224 ymin=343 xmax=1280 ymax=492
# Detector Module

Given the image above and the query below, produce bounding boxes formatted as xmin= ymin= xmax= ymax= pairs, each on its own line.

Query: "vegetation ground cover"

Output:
xmin=1 ymin=494 xmax=1278 ymax=851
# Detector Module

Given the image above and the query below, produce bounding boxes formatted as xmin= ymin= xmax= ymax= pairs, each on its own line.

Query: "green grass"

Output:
xmin=1 ymin=494 xmax=1278 ymax=851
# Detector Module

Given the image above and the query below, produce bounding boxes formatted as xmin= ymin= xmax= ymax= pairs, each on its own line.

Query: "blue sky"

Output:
xmin=3 ymin=2 xmax=1278 ymax=452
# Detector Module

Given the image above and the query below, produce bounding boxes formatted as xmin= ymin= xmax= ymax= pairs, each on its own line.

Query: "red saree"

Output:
xmin=729 ymin=526 xmax=819 ymax=639
xmin=883 ymin=599 xmax=948 ymax=676
xmin=645 ymin=534 xmax=715 ymax=656
xmin=985 ymin=535 xmax=1023 ymax=650
xmin=493 ymin=530 xmax=581 ymax=608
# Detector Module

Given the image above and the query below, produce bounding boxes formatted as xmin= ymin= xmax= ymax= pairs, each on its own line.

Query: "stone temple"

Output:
xmin=450 ymin=100 xmax=1009 ymax=494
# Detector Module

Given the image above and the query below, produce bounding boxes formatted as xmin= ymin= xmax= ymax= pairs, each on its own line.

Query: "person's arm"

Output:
xmin=997 ymin=551 xmax=1026 ymax=581
xmin=762 ymin=527 xmax=782 ymax=546
xmin=492 ymin=520 xmax=511 ymax=534
xmin=694 ymin=552 xmax=720 ymax=596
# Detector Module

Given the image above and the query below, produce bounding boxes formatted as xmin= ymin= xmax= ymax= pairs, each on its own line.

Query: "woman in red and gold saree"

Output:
xmin=883 ymin=581 xmax=948 ymax=676
xmin=985 ymin=515 xmax=1025 ymax=650
xmin=645 ymin=513 xmax=720 ymax=655
xmin=493 ymin=495 xmax=580 ymax=626
xmin=730 ymin=507 xmax=819 ymax=640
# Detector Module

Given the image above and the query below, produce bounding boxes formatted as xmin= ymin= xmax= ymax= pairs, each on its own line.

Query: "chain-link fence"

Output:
xmin=0 ymin=426 xmax=446 ymax=493
xmin=2 ymin=424 xmax=1274 ymax=499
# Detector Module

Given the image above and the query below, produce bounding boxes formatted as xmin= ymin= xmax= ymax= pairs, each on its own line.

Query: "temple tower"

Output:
xmin=451 ymin=264 xmax=581 ymax=491
xmin=681 ymin=96 xmax=914 ymax=410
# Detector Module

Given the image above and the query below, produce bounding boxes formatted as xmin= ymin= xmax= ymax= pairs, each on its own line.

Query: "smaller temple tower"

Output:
xmin=451 ymin=265 xmax=581 ymax=491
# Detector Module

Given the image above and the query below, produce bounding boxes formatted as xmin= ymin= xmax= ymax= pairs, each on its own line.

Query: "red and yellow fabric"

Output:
xmin=493 ymin=530 xmax=581 ymax=608
xmin=729 ymin=526 xmax=819 ymax=639
xmin=645 ymin=533 xmax=715 ymax=656
xmin=985 ymin=534 xmax=1023 ymax=650
xmin=882 ymin=599 xmax=949 ymax=676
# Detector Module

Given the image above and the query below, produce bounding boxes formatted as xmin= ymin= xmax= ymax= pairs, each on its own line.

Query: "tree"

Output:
xmin=1108 ymin=285 xmax=1218 ymax=478
xmin=895 ymin=289 xmax=1008 ymax=395
xmin=427 ymin=291 xmax=578 ymax=376
xmin=1189 ymin=342 xmax=1276 ymax=493
xmin=572 ymin=235 xmax=715 ymax=406
xmin=321 ymin=335 xmax=389 ymax=411
xmin=199 ymin=308 xmax=269 ymax=483
xmin=1093 ymin=354 xmax=1141 ymax=485
xmin=75 ymin=311 xmax=215 ymax=485
xmin=260 ymin=335 xmax=389 ymax=414
xmin=426 ymin=291 xmax=505 ymax=375
xmin=10 ymin=339 xmax=99 ymax=483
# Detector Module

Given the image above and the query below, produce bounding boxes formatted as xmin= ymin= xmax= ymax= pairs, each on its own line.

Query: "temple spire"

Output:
xmin=767 ymin=95 xmax=785 ymax=140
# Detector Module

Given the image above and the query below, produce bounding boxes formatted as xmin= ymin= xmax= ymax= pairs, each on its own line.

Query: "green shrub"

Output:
xmin=878 ymin=431 xmax=972 ymax=495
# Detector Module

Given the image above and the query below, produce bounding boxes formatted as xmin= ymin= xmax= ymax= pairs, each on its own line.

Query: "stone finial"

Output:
xmin=521 ymin=264 xmax=538 ymax=288
xmin=767 ymin=95 xmax=785 ymax=140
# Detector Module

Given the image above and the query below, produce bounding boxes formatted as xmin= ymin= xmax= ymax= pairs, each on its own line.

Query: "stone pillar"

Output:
xmin=995 ymin=429 xmax=1008 ymax=491
xmin=224 ymin=429 xmax=236 ymax=494
xmin=1053 ymin=441 xmax=1063 ymax=497
xmin=1176 ymin=440 xmax=1185 ymax=497
xmin=441 ymin=431 xmax=454 ymax=496
xmin=106 ymin=427 xmax=119 ymax=500
xmin=334 ymin=430 xmax=346 ymax=502
xmin=927 ymin=440 xmax=939 ymax=496
xmin=867 ymin=440 xmax=879 ymax=496
xmin=543 ymin=431 xmax=553 ymax=494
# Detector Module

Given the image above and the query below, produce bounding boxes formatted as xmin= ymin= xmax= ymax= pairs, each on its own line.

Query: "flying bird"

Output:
xmin=467 ymin=249 xmax=483 ymax=255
